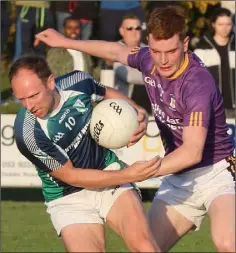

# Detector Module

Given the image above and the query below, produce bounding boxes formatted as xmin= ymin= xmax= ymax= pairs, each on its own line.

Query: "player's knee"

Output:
xmin=213 ymin=235 xmax=235 ymax=252
xmin=127 ymin=231 xmax=158 ymax=252
xmin=94 ymin=237 xmax=105 ymax=252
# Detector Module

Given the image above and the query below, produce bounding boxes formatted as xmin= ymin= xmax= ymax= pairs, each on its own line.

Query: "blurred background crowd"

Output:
xmin=1 ymin=1 xmax=235 ymax=117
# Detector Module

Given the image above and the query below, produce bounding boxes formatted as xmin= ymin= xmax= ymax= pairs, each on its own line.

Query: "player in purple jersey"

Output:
xmin=35 ymin=6 xmax=235 ymax=252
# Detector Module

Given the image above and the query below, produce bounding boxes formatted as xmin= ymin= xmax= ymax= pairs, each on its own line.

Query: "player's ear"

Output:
xmin=119 ymin=26 xmax=124 ymax=37
xmin=47 ymin=75 xmax=55 ymax=90
xmin=183 ymin=36 xmax=190 ymax=52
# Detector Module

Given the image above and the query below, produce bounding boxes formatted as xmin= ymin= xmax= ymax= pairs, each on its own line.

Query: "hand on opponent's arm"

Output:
xmin=50 ymin=156 xmax=162 ymax=189
xmin=34 ymin=28 xmax=132 ymax=65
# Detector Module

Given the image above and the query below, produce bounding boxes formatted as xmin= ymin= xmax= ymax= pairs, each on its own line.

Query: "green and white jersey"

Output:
xmin=14 ymin=71 xmax=123 ymax=202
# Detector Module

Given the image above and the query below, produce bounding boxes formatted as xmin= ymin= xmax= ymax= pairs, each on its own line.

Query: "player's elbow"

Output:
xmin=63 ymin=173 xmax=76 ymax=186
xmin=50 ymin=163 xmax=83 ymax=187
xmin=64 ymin=170 xmax=84 ymax=187
xmin=194 ymin=154 xmax=202 ymax=164
xmin=115 ymin=45 xmax=129 ymax=65
xmin=191 ymin=148 xmax=203 ymax=165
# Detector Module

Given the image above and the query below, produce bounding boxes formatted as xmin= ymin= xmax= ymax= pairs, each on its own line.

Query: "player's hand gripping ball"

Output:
xmin=90 ymin=99 xmax=139 ymax=149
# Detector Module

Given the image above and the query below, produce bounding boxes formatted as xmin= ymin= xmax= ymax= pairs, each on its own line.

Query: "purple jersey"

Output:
xmin=128 ymin=47 xmax=233 ymax=172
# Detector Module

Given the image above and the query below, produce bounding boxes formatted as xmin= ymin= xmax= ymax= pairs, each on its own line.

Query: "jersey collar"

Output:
xmin=167 ymin=52 xmax=189 ymax=80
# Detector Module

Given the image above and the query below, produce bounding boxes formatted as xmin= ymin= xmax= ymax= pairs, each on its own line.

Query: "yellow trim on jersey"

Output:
xmin=194 ymin=112 xmax=198 ymax=126
xmin=227 ymin=156 xmax=235 ymax=173
xmin=168 ymin=53 xmax=189 ymax=80
xmin=150 ymin=65 xmax=156 ymax=75
xmin=129 ymin=47 xmax=140 ymax=55
xmin=198 ymin=112 xmax=202 ymax=126
xmin=189 ymin=112 xmax=194 ymax=126
xmin=189 ymin=112 xmax=203 ymax=126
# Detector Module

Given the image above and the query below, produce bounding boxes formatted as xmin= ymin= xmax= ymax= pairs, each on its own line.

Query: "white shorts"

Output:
xmin=154 ymin=159 xmax=235 ymax=230
xmin=45 ymin=162 xmax=139 ymax=235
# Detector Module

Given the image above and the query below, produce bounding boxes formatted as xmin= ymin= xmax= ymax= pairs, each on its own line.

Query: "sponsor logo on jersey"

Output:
xmin=144 ymin=76 xmax=156 ymax=87
xmin=169 ymin=94 xmax=176 ymax=111
xmin=65 ymin=121 xmax=90 ymax=152
xmin=152 ymin=103 xmax=183 ymax=131
xmin=73 ymin=98 xmax=88 ymax=114
xmin=59 ymin=109 xmax=70 ymax=124
xmin=157 ymin=83 xmax=164 ymax=102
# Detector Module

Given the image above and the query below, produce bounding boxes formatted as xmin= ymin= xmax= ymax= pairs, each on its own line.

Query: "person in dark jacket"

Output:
xmin=50 ymin=1 xmax=77 ymax=33
xmin=1 ymin=1 xmax=10 ymax=53
xmin=99 ymin=1 xmax=146 ymax=42
xmin=113 ymin=14 xmax=152 ymax=114
xmin=14 ymin=1 xmax=54 ymax=59
xmin=71 ymin=1 xmax=98 ymax=40
xmin=194 ymin=8 xmax=235 ymax=117
xmin=47 ymin=16 xmax=94 ymax=78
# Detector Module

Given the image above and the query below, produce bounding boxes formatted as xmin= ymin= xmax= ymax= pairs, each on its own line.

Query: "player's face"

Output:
xmin=64 ymin=20 xmax=80 ymax=40
xmin=12 ymin=69 xmax=56 ymax=119
xmin=119 ymin=18 xmax=142 ymax=47
xmin=213 ymin=16 xmax=232 ymax=38
xmin=148 ymin=33 xmax=189 ymax=78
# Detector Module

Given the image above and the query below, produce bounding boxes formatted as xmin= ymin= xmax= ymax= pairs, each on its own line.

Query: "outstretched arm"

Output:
xmin=50 ymin=156 xmax=161 ymax=189
xmin=114 ymin=62 xmax=144 ymax=84
xmin=35 ymin=28 xmax=132 ymax=65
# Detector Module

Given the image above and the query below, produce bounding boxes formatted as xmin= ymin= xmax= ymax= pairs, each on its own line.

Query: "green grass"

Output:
xmin=2 ymin=201 xmax=216 ymax=252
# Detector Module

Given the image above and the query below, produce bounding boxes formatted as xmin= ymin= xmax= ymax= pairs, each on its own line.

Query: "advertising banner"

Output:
xmin=1 ymin=115 xmax=235 ymax=188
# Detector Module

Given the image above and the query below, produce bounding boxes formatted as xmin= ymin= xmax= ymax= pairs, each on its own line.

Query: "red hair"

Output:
xmin=147 ymin=6 xmax=187 ymax=41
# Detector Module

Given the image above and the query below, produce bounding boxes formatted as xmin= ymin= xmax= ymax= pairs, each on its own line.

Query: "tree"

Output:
xmin=180 ymin=1 xmax=221 ymax=38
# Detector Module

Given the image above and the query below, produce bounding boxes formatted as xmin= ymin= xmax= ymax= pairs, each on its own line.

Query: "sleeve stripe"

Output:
xmin=198 ymin=112 xmax=202 ymax=126
xmin=189 ymin=112 xmax=203 ymax=126
xmin=129 ymin=47 xmax=140 ymax=55
xmin=194 ymin=112 xmax=198 ymax=126
xmin=23 ymin=112 xmax=65 ymax=171
xmin=189 ymin=112 xmax=194 ymax=126
xmin=56 ymin=71 xmax=91 ymax=90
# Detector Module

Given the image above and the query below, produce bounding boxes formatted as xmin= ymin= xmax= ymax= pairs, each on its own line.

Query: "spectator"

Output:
xmin=47 ymin=16 xmax=94 ymax=78
xmin=50 ymin=1 xmax=77 ymax=33
xmin=99 ymin=1 xmax=146 ymax=42
xmin=14 ymin=1 xmax=54 ymax=60
xmin=71 ymin=1 xmax=98 ymax=40
xmin=232 ymin=13 xmax=235 ymax=33
xmin=1 ymin=1 xmax=11 ymax=54
xmin=194 ymin=7 xmax=235 ymax=117
xmin=114 ymin=14 xmax=152 ymax=114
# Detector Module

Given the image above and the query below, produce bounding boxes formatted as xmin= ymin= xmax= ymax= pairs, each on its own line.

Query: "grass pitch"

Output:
xmin=2 ymin=201 xmax=216 ymax=252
